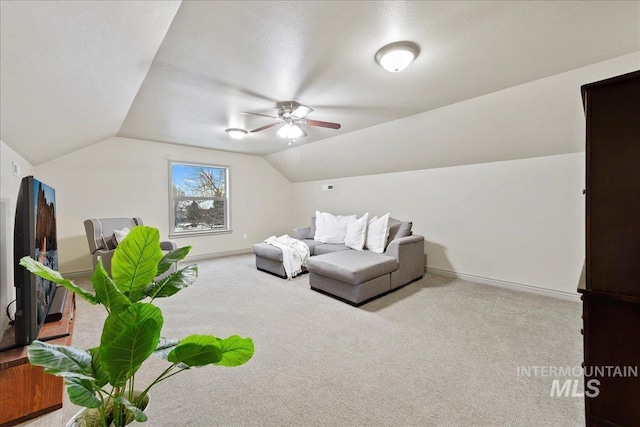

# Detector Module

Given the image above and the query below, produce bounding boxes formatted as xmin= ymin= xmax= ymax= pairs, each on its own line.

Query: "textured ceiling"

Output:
xmin=1 ymin=1 xmax=639 ymax=166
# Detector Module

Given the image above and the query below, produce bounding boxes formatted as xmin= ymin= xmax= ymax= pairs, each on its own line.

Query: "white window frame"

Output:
xmin=169 ymin=161 xmax=231 ymax=237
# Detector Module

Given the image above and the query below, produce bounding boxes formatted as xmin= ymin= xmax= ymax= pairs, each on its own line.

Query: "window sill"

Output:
xmin=169 ymin=229 xmax=232 ymax=238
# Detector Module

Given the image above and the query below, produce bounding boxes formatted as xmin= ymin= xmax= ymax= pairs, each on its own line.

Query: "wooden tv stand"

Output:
xmin=0 ymin=291 xmax=75 ymax=427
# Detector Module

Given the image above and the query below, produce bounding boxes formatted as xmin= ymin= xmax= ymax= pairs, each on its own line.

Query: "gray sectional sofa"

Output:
xmin=253 ymin=217 xmax=425 ymax=306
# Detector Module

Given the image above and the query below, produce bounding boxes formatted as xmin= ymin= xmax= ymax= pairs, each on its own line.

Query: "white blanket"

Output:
xmin=263 ymin=234 xmax=310 ymax=279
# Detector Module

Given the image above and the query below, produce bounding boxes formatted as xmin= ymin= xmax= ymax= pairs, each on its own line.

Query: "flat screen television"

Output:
xmin=13 ymin=176 xmax=58 ymax=345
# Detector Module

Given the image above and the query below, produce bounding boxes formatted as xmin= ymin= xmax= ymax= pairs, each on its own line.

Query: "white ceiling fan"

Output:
xmin=240 ymin=101 xmax=341 ymax=141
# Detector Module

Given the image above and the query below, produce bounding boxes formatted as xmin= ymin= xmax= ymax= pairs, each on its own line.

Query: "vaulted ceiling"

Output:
xmin=1 ymin=1 xmax=639 ymax=168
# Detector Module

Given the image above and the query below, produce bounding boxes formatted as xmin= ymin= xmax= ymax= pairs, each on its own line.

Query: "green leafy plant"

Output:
xmin=21 ymin=226 xmax=254 ymax=426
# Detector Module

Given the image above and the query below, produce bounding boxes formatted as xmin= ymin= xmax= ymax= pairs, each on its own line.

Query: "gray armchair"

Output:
xmin=84 ymin=217 xmax=177 ymax=275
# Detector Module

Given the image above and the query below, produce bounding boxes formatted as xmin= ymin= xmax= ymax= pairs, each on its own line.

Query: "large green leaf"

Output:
xmin=20 ymin=257 xmax=97 ymax=304
xmin=88 ymin=347 xmax=109 ymax=388
xmin=28 ymin=341 xmax=102 ymax=409
xmin=111 ymin=226 xmax=163 ymax=302
xmin=215 ymin=335 xmax=255 ymax=367
xmin=65 ymin=377 xmax=101 ymax=408
xmin=167 ymin=335 xmax=222 ymax=367
xmin=156 ymin=246 xmax=192 ymax=275
xmin=92 ymin=259 xmax=130 ymax=313
xmin=100 ymin=303 xmax=163 ymax=387
xmin=144 ymin=265 xmax=198 ymax=300
xmin=27 ymin=340 xmax=94 ymax=380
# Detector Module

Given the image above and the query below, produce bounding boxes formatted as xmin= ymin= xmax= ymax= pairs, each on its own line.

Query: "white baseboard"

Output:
xmin=63 ymin=269 xmax=93 ymax=279
xmin=426 ymin=267 xmax=581 ymax=302
xmin=183 ymin=248 xmax=253 ymax=263
xmin=63 ymin=249 xmax=254 ymax=276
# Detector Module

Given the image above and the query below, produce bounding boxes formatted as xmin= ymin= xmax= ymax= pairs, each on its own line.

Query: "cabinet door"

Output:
xmin=583 ymin=295 xmax=640 ymax=426
xmin=585 ymin=73 xmax=640 ymax=296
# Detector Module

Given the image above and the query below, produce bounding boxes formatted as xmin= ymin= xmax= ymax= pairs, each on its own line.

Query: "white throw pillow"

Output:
xmin=314 ymin=211 xmax=355 ymax=244
xmin=365 ymin=213 xmax=390 ymax=253
xmin=314 ymin=211 xmax=327 ymax=241
xmin=344 ymin=213 xmax=369 ymax=251
xmin=113 ymin=227 xmax=131 ymax=245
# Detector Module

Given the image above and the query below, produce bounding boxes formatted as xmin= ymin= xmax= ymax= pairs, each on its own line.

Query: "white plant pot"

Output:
xmin=65 ymin=413 xmax=148 ymax=427
xmin=65 ymin=392 xmax=150 ymax=427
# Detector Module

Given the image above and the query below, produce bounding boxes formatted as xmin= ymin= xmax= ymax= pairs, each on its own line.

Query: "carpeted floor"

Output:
xmin=19 ymin=254 xmax=584 ymax=426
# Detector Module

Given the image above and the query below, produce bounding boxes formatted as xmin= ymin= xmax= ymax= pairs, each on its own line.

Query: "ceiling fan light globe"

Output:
xmin=277 ymin=124 xmax=292 ymax=138
xmin=277 ymin=123 xmax=304 ymax=139
xmin=225 ymin=128 xmax=248 ymax=140
xmin=289 ymin=125 xmax=304 ymax=138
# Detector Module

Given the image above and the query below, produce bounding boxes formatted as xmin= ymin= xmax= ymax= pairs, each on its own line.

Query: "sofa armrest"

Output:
xmin=293 ymin=227 xmax=311 ymax=240
xmin=160 ymin=240 xmax=178 ymax=251
xmin=385 ymin=235 xmax=424 ymax=259
xmin=385 ymin=235 xmax=425 ymax=289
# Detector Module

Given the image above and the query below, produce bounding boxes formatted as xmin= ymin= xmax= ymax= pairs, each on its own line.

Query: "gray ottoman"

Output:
xmin=253 ymin=243 xmax=307 ymax=279
xmin=307 ymin=250 xmax=398 ymax=306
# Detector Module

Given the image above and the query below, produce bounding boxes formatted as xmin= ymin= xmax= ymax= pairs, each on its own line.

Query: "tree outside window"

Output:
xmin=170 ymin=162 xmax=230 ymax=235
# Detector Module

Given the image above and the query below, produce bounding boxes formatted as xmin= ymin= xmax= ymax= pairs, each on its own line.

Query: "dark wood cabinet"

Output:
xmin=0 ymin=291 xmax=75 ymax=427
xmin=580 ymin=70 xmax=640 ymax=426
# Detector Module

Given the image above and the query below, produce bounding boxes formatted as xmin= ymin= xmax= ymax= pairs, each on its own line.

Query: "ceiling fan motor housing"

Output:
xmin=277 ymin=101 xmax=310 ymax=119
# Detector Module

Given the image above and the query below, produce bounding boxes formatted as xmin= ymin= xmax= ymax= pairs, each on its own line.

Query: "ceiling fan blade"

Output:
xmin=239 ymin=112 xmax=279 ymax=119
xmin=291 ymin=104 xmax=313 ymax=119
xmin=304 ymin=119 xmax=341 ymax=130
xmin=250 ymin=122 xmax=279 ymax=133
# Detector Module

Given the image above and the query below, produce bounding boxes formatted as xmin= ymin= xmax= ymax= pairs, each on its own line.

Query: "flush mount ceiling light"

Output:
xmin=225 ymin=128 xmax=248 ymax=140
xmin=375 ymin=41 xmax=420 ymax=72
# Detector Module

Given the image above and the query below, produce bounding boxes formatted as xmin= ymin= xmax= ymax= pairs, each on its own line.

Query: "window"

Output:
xmin=169 ymin=162 xmax=230 ymax=236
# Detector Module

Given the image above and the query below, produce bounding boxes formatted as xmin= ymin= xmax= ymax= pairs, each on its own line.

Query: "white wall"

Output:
xmin=1 ymin=140 xmax=35 ymax=338
xmin=35 ymin=137 xmax=293 ymax=273
xmin=293 ymin=153 xmax=585 ymax=298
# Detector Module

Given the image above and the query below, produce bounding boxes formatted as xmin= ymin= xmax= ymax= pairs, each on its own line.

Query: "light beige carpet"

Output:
xmin=19 ymin=254 xmax=584 ymax=426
